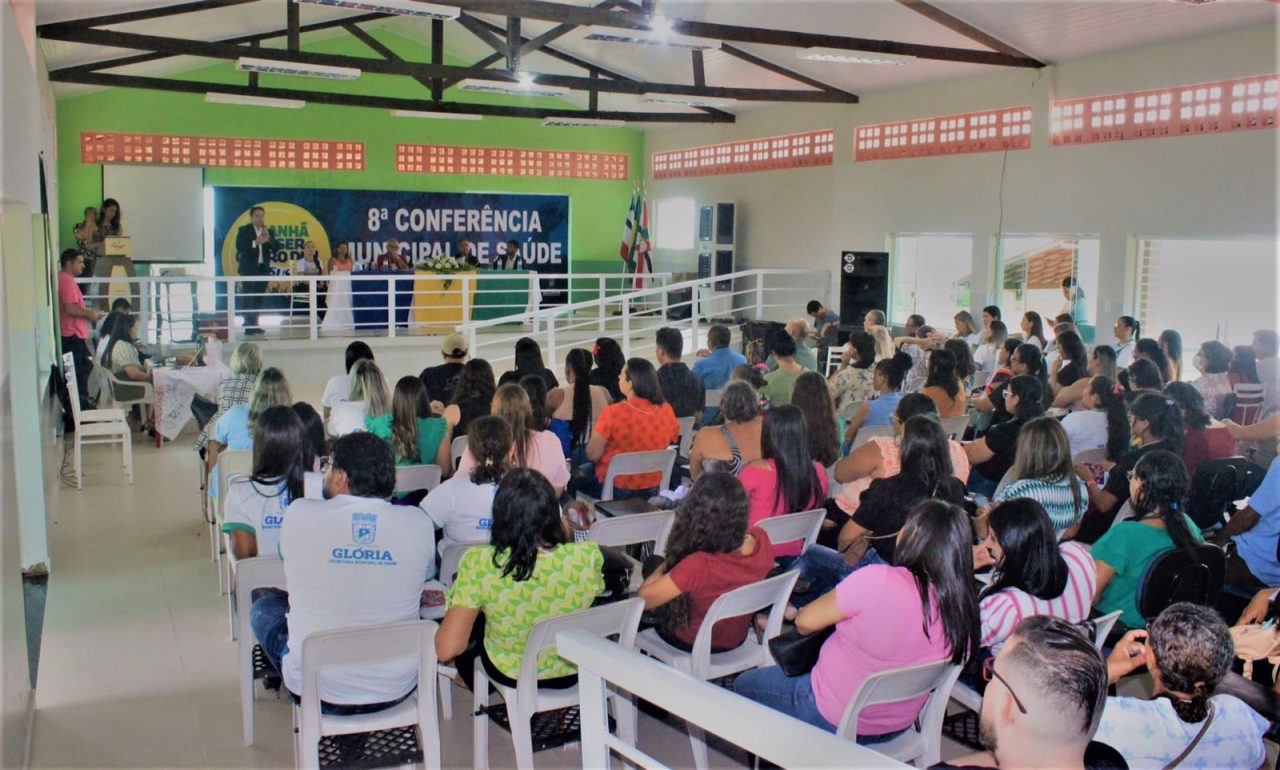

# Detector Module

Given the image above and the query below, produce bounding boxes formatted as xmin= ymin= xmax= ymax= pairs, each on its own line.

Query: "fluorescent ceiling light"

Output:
xmin=391 ymin=110 xmax=483 ymax=121
xmin=295 ymin=0 xmax=459 ymax=19
xmin=641 ymin=92 xmax=737 ymax=108
xmin=542 ymin=117 xmax=625 ymax=128
xmin=237 ymin=56 xmax=361 ymax=80
xmin=458 ymin=78 xmax=570 ymax=98
xmin=205 ymin=92 xmax=306 ymax=109
xmin=583 ymin=28 xmax=719 ymax=51
xmin=796 ymin=47 xmax=916 ymax=66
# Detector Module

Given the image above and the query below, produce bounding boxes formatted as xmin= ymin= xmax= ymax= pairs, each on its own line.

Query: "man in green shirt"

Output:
xmin=762 ymin=328 xmax=805 ymax=407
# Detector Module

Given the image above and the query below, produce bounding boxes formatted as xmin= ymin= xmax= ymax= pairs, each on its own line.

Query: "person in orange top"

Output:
xmin=583 ymin=358 xmax=680 ymax=500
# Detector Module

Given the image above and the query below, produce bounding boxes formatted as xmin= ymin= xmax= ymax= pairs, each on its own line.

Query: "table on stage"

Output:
xmin=349 ymin=270 xmax=539 ymax=329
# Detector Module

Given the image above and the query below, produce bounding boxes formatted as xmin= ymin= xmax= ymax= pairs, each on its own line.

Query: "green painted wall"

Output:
xmin=54 ymin=27 xmax=642 ymax=276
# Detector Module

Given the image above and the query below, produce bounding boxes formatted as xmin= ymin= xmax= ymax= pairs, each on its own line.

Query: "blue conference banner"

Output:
xmin=212 ymin=185 xmax=570 ymax=282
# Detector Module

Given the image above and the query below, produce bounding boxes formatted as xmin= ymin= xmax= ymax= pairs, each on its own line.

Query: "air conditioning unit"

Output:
xmin=696 ymin=202 xmax=736 ymax=319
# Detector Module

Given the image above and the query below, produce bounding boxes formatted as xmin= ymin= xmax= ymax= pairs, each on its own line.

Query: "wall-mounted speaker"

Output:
xmin=839 ymin=251 xmax=889 ymax=329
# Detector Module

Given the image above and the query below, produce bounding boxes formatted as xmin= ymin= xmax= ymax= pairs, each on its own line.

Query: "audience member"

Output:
xmin=1054 ymin=345 xmax=1118 ymax=409
xmin=945 ymin=338 xmax=977 ymax=387
xmin=829 ymin=330 xmax=877 ymax=412
xmin=1215 ymin=451 xmax=1280 ymax=593
xmin=1098 ymin=604 xmax=1268 ymax=769
xmin=739 ymin=405 xmax=829 ymax=558
xmin=1159 ymin=329 xmax=1183 ymax=382
xmin=222 ymin=405 xmax=312 ymax=560
xmin=654 ymin=327 xmax=705 ymax=421
xmin=328 ymin=358 xmax=389 ymax=436
xmin=1051 ymin=330 xmax=1089 ymax=396
xmin=689 ymin=382 xmax=763 ymax=479
xmin=101 ymin=313 xmax=152 ymax=396
xmin=937 ymin=617 xmax=1114 ymax=770
xmin=989 ymin=417 xmax=1089 ymax=537
xmin=773 ymin=318 xmax=819 ymax=372
xmin=1077 ymin=393 xmax=1184 ymax=537
xmin=436 ymin=469 xmax=604 ymax=690
xmin=1189 ymin=340 xmax=1234 ymax=419
xmin=792 ymin=371 xmax=839 ymax=467
xmin=761 ymin=328 xmax=806 ymax=407
xmin=982 ymin=338 xmax=1021 ymax=395
xmin=583 ymin=358 xmax=680 ymax=500
xmin=1253 ymin=329 xmax=1279 ymax=417
xmin=1091 ymin=450 xmax=1202 ymax=628
xmin=1135 ymin=338 xmax=1173 ymax=385
xmin=1113 ymin=316 xmax=1140 ymax=368
xmin=519 ymin=374 xmax=550 ymax=431
xmin=735 ymin=499 xmax=979 ymax=738
xmin=195 ymin=342 xmax=261 ymax=455
xmin=974 ymin=320 xmax=1009 ymax=374
xmin=920 ymin=349 xmax=966 ymax=418
xmin=1123 ymin=358 xmax=1165 ymax=396
xmin=458 ymin=383 xmax=568 ymax=495
xmin=366 ymin=376 xmax=449 ymax=469
xmin=498 ymin=337 xmax=559 ymax=390
xmin=835 ymin=394 xmax=970 ymax=515
xmin=967 ymin=375 xmax=1047 ymax=497
xmin=421 ymin=416 xmax=510 ymax=551
xmin=863 ymin=309 xmax=886 ymax=330
xmin=981 ymin=305 xmax=1002 ymax=330
xmin=1020 ymin=312 xmax=1047 ymax=350
xmin=975 ymin=500 xmax=1096 ymax=654
xmin=589 ymin=338 xmax=627 ymax=403
xmin=251 ymin=433 xmax=432 ymax=712
xmin=443 ymin=359 xmax=496 ymax=438
xmin=953 ymin=311 xmax=981 ymax=346
xmin=732 ymin=364 xmax=771 ymax=411
xmin=1229 ymin=344 xmax=1259 ymax=387
xmin=292 ymin=402 xmax=328 ymax=465
xmin=638 ymin=473 xmax=775 ymax=650
xmin=420 ymin=332 xmax=469 ymax=407
xmin=869 ymin=325 xmax=896 ymax=362
xmin=806 ymin=300 xmax=841 ymax=349
xmin=547 ymin=348 xmax=611 ymax=461
xmin=1061 ymin=376 xmax=1130 ymax=460
xmin=209 ymin=367 xmax=291 ymax=481
xmin=691 ymin=325 xmax=746 ymax=394
xmin=1164 ymin=381 xmax=1236 ymax=477
xmin=58 ymin=249 xmax=102 ymax=409
xmin=974 ymin=344 xmax=1049 ymax=423
xmin=843 ymin=352 xmax=913 ymax=443
xmin=321 ymin=341 xmax=374 ymax=420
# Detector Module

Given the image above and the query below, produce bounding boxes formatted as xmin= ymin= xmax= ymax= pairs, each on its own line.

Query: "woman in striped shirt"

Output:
xmin=974 ymin=498 xmax=1097 ymax=653
xmin=990 ymin=416 xmax=1089 ymax=538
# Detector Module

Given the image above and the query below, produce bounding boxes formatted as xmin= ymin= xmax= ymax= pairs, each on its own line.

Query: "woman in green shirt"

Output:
xmin=1092 ymin=450 xmax=1203 ymax=629
xmin=436 ymin=468 xmax=605 ymax=689
xmin=366 ymin=376 xmax=450 ymax=469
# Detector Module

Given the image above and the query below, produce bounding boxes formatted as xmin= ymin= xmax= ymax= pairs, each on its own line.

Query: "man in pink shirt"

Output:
xmin=58 ymin=249 xmax=102 ymax=409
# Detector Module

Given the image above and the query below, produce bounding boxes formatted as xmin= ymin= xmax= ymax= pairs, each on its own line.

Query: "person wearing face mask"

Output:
xmin=1188 ymin=341 xmax=1234 ymax=419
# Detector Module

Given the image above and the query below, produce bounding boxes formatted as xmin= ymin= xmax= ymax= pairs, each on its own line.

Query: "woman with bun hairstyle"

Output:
xmin=843 ymin=352 xmax=912 ymax=444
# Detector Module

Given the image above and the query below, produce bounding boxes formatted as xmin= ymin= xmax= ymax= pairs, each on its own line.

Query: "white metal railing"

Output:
xmin=72 ymin=271 xmax=671 ymax=348
xmin=458 ymin=268 xmax=832 ymax=367
xmin=556 ymin=630 xmax=906 ymax=770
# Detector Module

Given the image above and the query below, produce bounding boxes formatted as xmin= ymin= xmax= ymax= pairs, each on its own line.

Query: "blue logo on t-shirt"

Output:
xmin=352 ymin=512 xmax=377 ymax=544
xmin=263 ymin=515 xmax=283 ymax=529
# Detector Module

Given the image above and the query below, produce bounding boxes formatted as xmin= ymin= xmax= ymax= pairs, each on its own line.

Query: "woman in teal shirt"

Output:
xmin=1092 ymin=450 xmax=1202 ymax=628
xmin=367 ymin=376 xmax=450 ymax=470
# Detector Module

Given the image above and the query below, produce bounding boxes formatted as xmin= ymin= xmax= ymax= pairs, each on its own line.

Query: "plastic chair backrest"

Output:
xmin=839 ymin=400 xmax=866 ymax=422
xmin=602 ymin=448 xmax=677 ymax=500
xmin=704 ymin=389 xmax=724 ymax=409
xmin=589 ymin=510 xmax=676 ymax=556
xmin=940 ymin=415 xmax=969 ymax=441
xmin=217 ymin=450 xmax=254 ymax=504
xmin=1073 ymin=447 xmax=1109 ymax=466
xmin=676 ymin=416 xmax=696 ymax=458
xmin=837 ymin=658 xmax=960 ymax=765
xmin=1188 ymin=457 xmax=1258 ymax=531
xmin=825 ymin=347 xmax=843 ymax=378
xmin=1232 ymin=383 xmax=1266 ymax=425
xmin=689 ymin=571 xmax=799 ymax=675
xmin=850 ymin=424 xmax=895 ymax=450
xmin=395 ymin=464 xmax=442 ymax=495
xmin=755 ymin=509 xmax=824 ymax=554
xmin=451 ymin=435 xmax=468 ymax=470
xmin=437 ymin=542 xmax=481 ymax=588
xmin=1136 ymin=544 xmax=1226 ymax=622
xmin=515 ymin=597 xmax=644 ymax=712
xmin=992 ymin=467 xmax=1017 ymax=498
xmin=62 ymin=352 xmax=82 ymax=424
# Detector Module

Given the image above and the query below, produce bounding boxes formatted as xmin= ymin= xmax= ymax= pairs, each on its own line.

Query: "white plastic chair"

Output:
xmin=429 ymin=541 xmax=483 ymax=719
xmin=97 ymin=360 xmax=156 ymax=413
xmin=904 ymin=375 xmax=926 ymax=393
xmin=992 ymin=467 xmax=1017 ymax=498
xmin=836 ymin=658 xmax=961 ymax=768
xmin=634 ymin=570 xmax=800 ymax=770
xmin=62 ymin=352 xmax=132 ymax=489
xmin=473 ymin=597 xmax=645 ymax=770
xmin=755 ymin=508 xmax=825 ymax=555
xmin=1072 ymin=447 xmax=1109 ymax=466
xmin=704 ymin=388 xmax=724 ymax=409
xmin=451 ymin=435 xmax=468 ymax=470
xmin=676 ymin=416 xmax=696 ymax=458
xmin=825 ymin=347 xmax=844 ymax=377
xmin=579 ymin=448 xmax=677 ymax=502
xmin=940 ymin=415 xmax=969 ymax=441
xmin=395 ymin=463 xmax=442 ymax=495
xmin=210 ymin=449 xmax=253 ymax=592
xmin=850 ymin=423 xmax=895 ymax=450
xmin=589 ymin=510 xmax=676 ymax=592
xmin=295 ymin=620 xmax=443 ymax=770
xmin=236 ymin=556 xmax=286 ymax=746
xmin=839 ymin=399 xmax=866 ymax=422
xmin=1231 ymin=382 xmax=1265 ymax=425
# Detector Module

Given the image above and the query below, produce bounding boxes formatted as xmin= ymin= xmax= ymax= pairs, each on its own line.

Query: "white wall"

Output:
xmin=645 ymin=25 xmax=1279 ymax=332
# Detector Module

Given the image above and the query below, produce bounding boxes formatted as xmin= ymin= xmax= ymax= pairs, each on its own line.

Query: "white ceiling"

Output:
xmin=36 ymin=0 xmax=1280 ymax=118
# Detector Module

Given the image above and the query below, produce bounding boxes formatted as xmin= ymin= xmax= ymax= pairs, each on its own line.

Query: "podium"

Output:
xmin=95 ymin=236 xmax=138 ymax=310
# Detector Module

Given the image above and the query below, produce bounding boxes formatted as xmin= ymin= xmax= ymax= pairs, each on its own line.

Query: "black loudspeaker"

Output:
xmin=839 ymin=251 xmax=889 ymax=329
xmin=698 ymin=206 xmax=714 ymax=241
xmin=715 ymin=203 xmax=735 ymax=245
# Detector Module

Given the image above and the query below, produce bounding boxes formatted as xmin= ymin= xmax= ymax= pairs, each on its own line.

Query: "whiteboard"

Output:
xmin=103 ymin=165 xmax=204 ymax=263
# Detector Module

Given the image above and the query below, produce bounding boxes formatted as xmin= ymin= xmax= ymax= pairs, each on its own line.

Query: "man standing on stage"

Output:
xmin=235 ymin=206 xmax=280 ymax=335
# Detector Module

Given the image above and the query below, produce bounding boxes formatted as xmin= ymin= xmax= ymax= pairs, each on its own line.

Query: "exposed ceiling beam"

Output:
xmin=719 ymin=44 xmax=857 ymax=99
xmin=47 ymin=69 xmax=733 ymax=122
xmin=442 ymin=0 xmax=1044 ymax=68
xmin=691 ymin=49 xmax=705 ymax=89
xmin=39 ymin=26 xmax=855 ymax=102
xmin=506 ymin=16 xmax=521 ymax=71
xmin=431 ymin=18 xmax=444 ymax=101
xmin=286 ymin=0 xmax=300 ymax=52
xmin=440 ymin=51 xmax=505 ymax=91
xmin=517 ymin=22 xmax=578 ymax=58
xmin=343 ymin=23 xmax=435 ymax=95
xmin=36 ymin=0 xmax=261 ymax=34
xmin=893 ymin=0 xmax=1043 ymax=64
xmin=454 ymin=12 xmax=509 ymax=56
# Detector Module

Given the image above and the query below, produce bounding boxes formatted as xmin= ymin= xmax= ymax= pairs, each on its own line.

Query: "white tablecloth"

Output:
xmin=153 ymin=359 xmax=230 ymax=440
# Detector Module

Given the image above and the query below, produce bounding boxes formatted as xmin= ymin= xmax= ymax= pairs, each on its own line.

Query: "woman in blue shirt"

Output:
xmin=843 ymin=352 xmax=912 ymax=446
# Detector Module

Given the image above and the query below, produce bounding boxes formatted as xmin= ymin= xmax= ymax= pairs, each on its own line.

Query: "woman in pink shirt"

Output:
xmin=456 ymin=383 xmax=569 ymax=495
xmin=738 ymin=405 xmax=828 ymax=558
xmin=734 ymin=499 xmax=979 ymax=738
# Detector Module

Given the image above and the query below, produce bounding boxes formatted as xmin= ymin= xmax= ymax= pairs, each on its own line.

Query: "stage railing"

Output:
xmin=555 ymin=630 xmax=906 ymax=770
xmin=74 ymin=270 xmax=672 ymax=347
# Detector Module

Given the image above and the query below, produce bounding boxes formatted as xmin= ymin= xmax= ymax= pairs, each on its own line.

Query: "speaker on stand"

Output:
xmin=697 ymin=202 xmax=736 ymax=319
xmin=839 ymin=251 xmax=889 ymax=333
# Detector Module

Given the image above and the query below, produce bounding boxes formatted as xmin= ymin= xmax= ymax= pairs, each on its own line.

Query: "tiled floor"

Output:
xmin=32 ymin=428 xmax=973 ymax=769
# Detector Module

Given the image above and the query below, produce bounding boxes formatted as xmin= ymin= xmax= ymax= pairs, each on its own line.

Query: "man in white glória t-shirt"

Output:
xmin=250 ymin=432 xmax=434 ymax=713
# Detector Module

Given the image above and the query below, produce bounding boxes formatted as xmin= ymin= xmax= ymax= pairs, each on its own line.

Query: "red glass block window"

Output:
xmin=395 ymin=144 xmax=629 ymax=180
xmin=855 ymin=106 xmax=1031 ymax=162
xmin=79 ymin=132 xmax=364 ymax=170
xmin=651 ymin=129 xmax=834 ymax=179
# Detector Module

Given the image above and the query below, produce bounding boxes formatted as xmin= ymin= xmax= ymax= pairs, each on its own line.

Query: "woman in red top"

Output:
xmin=583 ymin=358 xmax=680 ymax=500
xmin=638 ymin=472 xmax=775 ymax=651
xmin=1165 ymin=381 xmax=1238 ymax=477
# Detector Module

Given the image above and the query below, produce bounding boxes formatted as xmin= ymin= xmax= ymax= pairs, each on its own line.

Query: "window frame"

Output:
xmin=888 ymin=232 xmax=976 ymax=332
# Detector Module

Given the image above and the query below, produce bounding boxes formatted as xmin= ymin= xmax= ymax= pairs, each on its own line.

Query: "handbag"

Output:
xmin=190 ymin=394 xmax=218 ymax=429
xmin=1229 ymin=623 xmax=1280 ymax=680
xmin=767 ymin=626 xmax=834 ymax=677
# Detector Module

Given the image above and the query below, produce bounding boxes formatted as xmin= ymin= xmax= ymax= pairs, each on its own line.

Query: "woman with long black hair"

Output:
xmin=1050 ymin=329 xmax=1089 ymax=395
xmin=1164 ymin=381 xmax=1237 ymax=476
xmin=792 ymin=371 xmax=840 ymax=467
xmin=444 ymin=358 xmax=496 ymax=439
xmin=967 ymin=375 xmax=1047 ymax=497
xmin=735 ymin=498 xmax=980 ymax=738
xmin=1020 ymin=311 xmax=1047 ymax=350
xmin=919 ymin=348 xmax=965 ymax=418
xmin=547 ymin=348 xmax=611 ymax=461
xmin=222 ymin=405 xmax=312 ymax=559
xmin=590 ymin=337 xmax=626 ymax=402
xmin=973 ymin=343 xmax=1050 ymax=423
xmin=1135 ymin=338 xmax=1173 ymax=385
xmin=638 ymin=472 xmax=775 ymax=651
xmin=739 ymin=405 xmax=828 ymax=557
xmin=498 ymin=337 xmax=559 ymax=390
xmin=1061 ymin=375 xmax=1130 ymax=461
xmin=1091 ymin=450 xmax=1203 ymax=628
